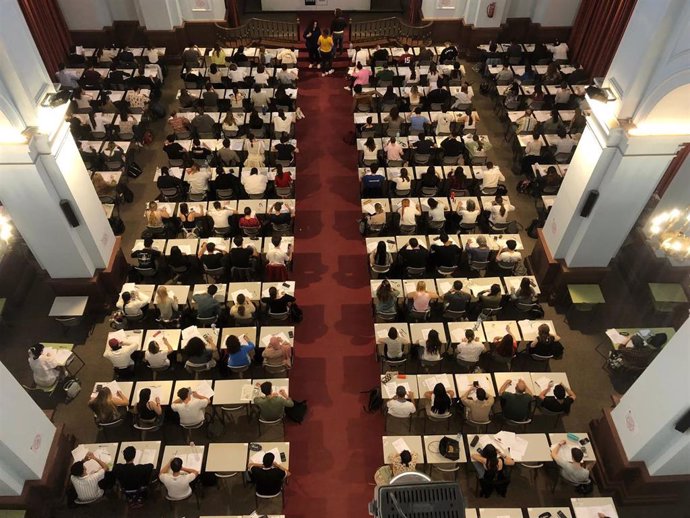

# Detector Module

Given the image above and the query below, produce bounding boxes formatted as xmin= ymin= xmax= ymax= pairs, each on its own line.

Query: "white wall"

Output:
xmin=503 ymin=0 xmax=535 ymax=20
xmin=611 ymin=319 xmax=690 ymax=476
xmin=177 ymin=0 xmax=225 ymax=21
xmin=57 ymin=0 xmax=112 ymax=30
xmin=105 ymin=0 xmax=138 ymax=20
xmin=424 ymin=0 xmax=580 ymax=25
xmin=531 ymin=0 xmax=580 ymax=26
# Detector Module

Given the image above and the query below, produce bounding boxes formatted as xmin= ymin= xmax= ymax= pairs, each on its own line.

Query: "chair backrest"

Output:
xmin=268 ymin=310 xmax=289 ymax=321
xmin=216 ymin=188 xmax=234 ymax=199
xmin=458 ymin=222 xmax=476 ymax=232
xmin=160 ymin=187 xmax=181 ymax=199
xmin=472 ymin=156 xmax=488 ymax=166
xmin=469 ymin=260 xmax=489 ymax=271
xmin=242 ymin=226 xmax=261 ymax=237
xmin=414 ymin=153 xmax=431 ymax=165
xmin=135 ymin=266 xmax=157 ymax=278
xmin=275 ymin=186 xmax=292 ymax=198
xmin=228 ymin=364 xmax=250 ymax=374
xmin=428 ymin=219 xmax=445 ymax=230
xmin=376 ymin=310 xmax=398 ymax=322
xmin=406 ymin=266 xmax=426 ymax=277
xmin=188 ymin=191 xmax=206 ymax=202
xmin=371 ymin=263 xmax=391 ymax=274
xmin=196 ymin=315 xmax=218 ymax=326
xmin=530 ymin=353 xmax=554 ymax=362
xmin=399 ymin=224 xmax=416 ymax=234
xmin=443 ymin=309 xmax=466 ymax=320
xmin=410 ymin=309 xmax=430 ymax=321
xmin=436 ymin=265 xmax=456 ymax=276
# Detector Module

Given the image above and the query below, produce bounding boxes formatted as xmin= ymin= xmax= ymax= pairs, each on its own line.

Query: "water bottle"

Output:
xmin=473 ymin=312 xmax=484 ymax=331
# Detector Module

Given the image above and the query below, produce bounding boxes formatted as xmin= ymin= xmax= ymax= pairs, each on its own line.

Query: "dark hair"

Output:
xmin=431 ymin=383 xmax=451 ymax=414
xmin=496 ymin=334 xmax=514 ymax=357
xmin=476 ymin=387 xmax=487 ymax=401
xmin=177 ymin=387 xmax=190 ymax=401
xmin=208 ymin=284 xmax=218 ymax=295
xmin=453 ymin=280 xmax=463 ymax=291
xmin=29 ymin=343 xmax=44 ymax=360
xmin=571 ymin=448 xmax=584 ymax=463
xmin=184 ymin=337 xmax=205 ymax=359
xmin=425 ymin=330 xmax=441 ymax=355
xmin=489 ymin=284 xmax=501 ymax=296
xmin=269 ymin=286 xmax=278 ymax=299
xmin=123 ymin=446 xmax=136 ymax=462
xmin=70 ymin=461 xmax=85 ymax=477
xmin=374 ymin=241 xmax=388 ymax=266
xmin=482 ymin=443 xmax=499 ymax=472
xmin=387 ymin=327 xmax=398 ymax=340
xmin=262 ymin=452 xmax=275 ymax=467
xmin=506 ymin=239 xmax=517 ymax=251
xmin=226 ymin=334 xmax=241 ymax=354
xmin=553 ymin=384 xmax=566 ymax=399
xmin=519 ymin=277 xmax=534 ymax=297
xmin=137 ymin=387 xmax=152 ymax=415
xmin=147 ymin=340 xmax=160 ymax=354
xmin=400 ymin=450 xmax=412 ymax=466
xmin=260 ymin=381 xmax=272 ymax=396
xmin=170 ymin=457 xmax=183 ymax=472
xmin=376 ymin=279 xmax=393 ymax=303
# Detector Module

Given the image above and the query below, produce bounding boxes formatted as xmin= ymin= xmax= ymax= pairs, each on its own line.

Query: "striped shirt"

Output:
xmin=71 ymin=469 xmax=105 ymax=501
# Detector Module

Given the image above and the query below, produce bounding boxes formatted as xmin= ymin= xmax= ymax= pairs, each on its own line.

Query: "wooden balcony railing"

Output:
xmin=215 ymin=18 xmax=300 ymax=47
xmin=349 ymin=17 xmax=433 ymax=46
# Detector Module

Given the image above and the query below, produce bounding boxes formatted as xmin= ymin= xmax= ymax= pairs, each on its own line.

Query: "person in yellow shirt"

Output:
xmin=209 ymin=44 xmax=226 ymax=66
xmin=318 ymin=28 xmax=334 ymax=76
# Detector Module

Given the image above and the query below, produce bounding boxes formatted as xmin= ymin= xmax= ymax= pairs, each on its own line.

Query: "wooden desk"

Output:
xmin=571 ymin=497 xmax=619 ymax=518
xmin=568 ymin=284 xmax=605 ymax=305
xmin=247 ymin=442 xmax=290 ymax=469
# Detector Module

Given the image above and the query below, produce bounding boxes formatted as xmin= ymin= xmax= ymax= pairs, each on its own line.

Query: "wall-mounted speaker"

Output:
xmin=59 ymin=199 xmax=80 ymax=227
xmin=580 ymin=190 xmax=599 ymax=217
xmin=675 ymin=408 xmax=690 ymax=433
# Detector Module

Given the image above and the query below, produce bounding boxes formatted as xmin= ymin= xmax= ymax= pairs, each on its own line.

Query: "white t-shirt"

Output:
xmin=352 ymin=49 xmax=369 ymax=66
xmin=254 ymin=71 xmax=270 ymax=85
xmin=488 ymin=203 xmax=515 ymax=223
xmin=71 ymin=469 xmax=105 ymax=501
xmin=187 ymin=170 xmax=212 ymax=194
xmin=273 ymin=116 xmax=292 ymax=134
xmin=399 ymin=206 xmax=420 ymax=225
xmin=266 ymin=247 xmax=289 ymax=265
xmin=497 ymin=250 xmax=522 ymax=263
xmin=393 ymin=177 xmax=412 ymax=191
xmin=548 ymin=43 xmax=569 ymax=61
xmin=145 ymin=349 xmax=170 ymax=368
xmin=208 ymin=208 xmax=234 ymax=229
xmin=171 ymin=397 xmax=208 ymax=426
xmin=161 ymin=471 xmax=197 ymax=499
xmin=457 ymin=340 xmax=485 ymax=362
xmin=475 ymin=168 xmax=505 ymax=189
xmin=436 ymin=112 xmax=454 ymax=133
xmin=428 ymin=206 xmax=446 ymax=222
xmin=554 ymin=136 xmax=576 ymax=154
xmin=525 ymin=138 xmax=543 ymax=157
xmin=458 ymin=208 xmax=480 ymax=224
xmin=242 ymin=174 xmax=268 ymax=195
xmin=103 ymin=343 xmax=139 ymax=369
xmin=387 ymin=398 xmax=416 ymax=418
xmin=29 ymin=353 xmax=61 ymax=387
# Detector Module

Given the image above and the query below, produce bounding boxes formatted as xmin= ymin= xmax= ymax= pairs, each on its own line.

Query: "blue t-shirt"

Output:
xmin=362 ymin=174 xmax=384 ymax=189
xmin=409 ymin=115 xmax=428 ymax=133
xmin=227 ymin=341 xmax=255 ymax=367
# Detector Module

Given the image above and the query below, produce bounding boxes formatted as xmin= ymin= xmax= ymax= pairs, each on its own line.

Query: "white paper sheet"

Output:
xmin=383 ymin=381 xmax=409 ymax=399
xmin=424 ymin=376 xmax=439 ymax=391
xmin=44 ymin=347 xmax=73 ymax=365
xmin=250 ymin=447 xmax=280 ymax=465
xmin=362 ymin=203 xmax=376 ymax=215
xmin=241 ymin=384 xmax=259 ymax=401
xmin=194 ymin=380 xmax=215 ymax=399
xmin=133 ymin=448 xmax=157 ymax=465
xmin=122 ymin=282 xmax=136 ymax=293
xmin=72 ymin=444 xmax=88 ymax=461
xmin=231 ymin=289 xmax=253 ymax=303
xmin=605 ymin=328 xmax=628 ymax=345
xmin=109 ymin=329 xmax=128 ymax=342
xmin=438 ymin=282 xmax=453 ymax=294
xmin=421 ymin=328 xmax=432 ymax=340
xmin=138 ymin=385 xmax=164 ymax=403
xmin=391 ymin=438 xmax=409 ymax=454
xmin=84 ymin=459 xmax=102 ymax=474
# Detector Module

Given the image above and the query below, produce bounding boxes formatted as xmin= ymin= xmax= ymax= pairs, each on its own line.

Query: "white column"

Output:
xmin=0 ymin=0 xmax=115 ymax=279
xmin=134 ymin=0 xmax=182 ymax=30
xmin=56 ymin=0 xmax=114 ymax=30
xmin=610 ymin=320 xmax=690 ymax=476
xmin=0 ymin=362 xmax=56 ymax=496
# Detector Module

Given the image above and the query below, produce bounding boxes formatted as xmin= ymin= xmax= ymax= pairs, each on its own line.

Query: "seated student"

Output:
xmin=239 ymin=207 xmax=261 ymax=231
xmin=439 ymin=42 xmax=458 ymax=63
xmin=552 ymin=126 xmax=577 ymax=156
xmin=192 ymin=285 xmax=221 ymax=318
xmin=466 ymin=134 xmax=492 ymax=163
xmin=551 ymin=440 xmax=591 ymax=485
xmin=371 ymin=44 xmax=390 ymax=63
xmin=456 ymin=198 xmax=481 ymax=226
xmin=112 ymin=445 xmax=155 ymax=506
xmin=185 ymin=164 xmax=212 ymax=197
xmin=440 ymin=132 xmax=465 ymax=160
xmin=544 ymin=62 xmax=562 ymax=84
xmin=160 ymin=457 xmax=199 ymax=500
xmin=426 ymin=198 xmax=446 ymax=226
xmin=409 ymin=108 xmax=429 ymax=135
xmin=352 ymin=84 xmax=380 ymax=111
xmin=198 ymin=241 xmax=227 ymax=271
xmin=447 ymin=166 xmax=475 ymax=194
xmin=163 ymin=135 xmax=187 ymax=161
xmin=506 ymin=41 xmax=522 ymax=61
xmin=70 ymin=452 xmax=110 ymax=502
xmin=539 ymin=383 xmax=576 ymax=414
xmin=271 ymin=110 xmax=293 ymax=137
xmin=27 ymin=343 xmax=63 ymax=388
xmin=488 ymin=195 xmax=515 ymax=227
xmin=250 ymin=85 xmax=271 ymax=111
xmin=465 ymin=235 xmax=491 ymax=263
xmin=361 ymin=137 xmax=380 ymax=166
xmin=474 ymin=162 xmax=504 ymax=192
xmin=471 ymin=443 xmax=514 ymax=498
xmin=190 ymin=138 xmax=213 ymax=163
xmin=103 ymin=337 xmax=139 ymax=371
xmin=377 ymin=326 xmax=405 ymax=360
xmin=460 ymin=384 xmax=494 ymax=422
xmin=406 ymin=84 xmax=423 ymax=108
xmin=522 ymin=131 xmax=544 ymax=173
xmin=369 ymin=241 xmax=393 ymax=270
xmin=491 ymin=331 xmax=518 ymax=364
xmin=392 ymin=167 xmax=412 ymax=194
xmin=528 ymin=323 xmax=562 ymax=356
xmin=183 ymin=335 xmax=216 ymax=369
xmin=539 ymin=165 xmax=563 ymax=191
xmin=229 ymin=235 xmax=259 ymax=269
xmin=274 ymin=134 xmax=298 ymax=164
xmin=553 ymin=81 xmax=572 ymax=106
xmin=229 ymin=290 xmax=255 ymax=318
xmin=262 ymin=286 xmax=296 ymax=314
xmin=361 ymin=166 xmax=385 ymax=197
xmin=528 ymin=84 xmax=545 ymax=108
xmin=225 ymin=333 xmax=255 ymax=368
xmin=171 ymin=386 xmax=209 ymax=426
xmin=511 ymin=277 xmax=539 ymax=304
xmin=253 ymin=381 xmax=294 ymax=420
xmin=267 ymin=201 xmax=293 ymax=226
xmin=498 ymin=378 xmax=534 ymax=422
xmin=207 ymin=201 xmax=235 ymax=232
xmin=426 ymin=78 xmax=451 ymax=107
xmin=263 ymin=334 xmax=292 ymax=368
xmin=155 ymin=286 xmax=178 ymax=322
xmin=178 ymin=88 xmax=199 ymax=110
xmin=383 ymin=136 xmax=405 ymax=163
xmin=541 ymin=110 xmax=564 ymax=134
xmin=376 ymin=63 xmax=395 ymax=83
xmin=272 ymin=164 xmax=293 ymax=191
xmin=374 ymin=279 xmax=400 ymax=315
xmin=119 ymin=288 xmax=149 ymax=316
xmin=456 ymin=329 xmax=487 ymax=364
xmin=156 ymin=166 xmax=187 ymax=195
xmin=424 ymin=382 xmax=455 ymax=416
xmin=398 ymin=237 xmax=428 ymax=269
xmin=495 ymin=64 xmax=514 ymax=83
xmin=388 ymin=450 xmax=419 ymax=479
xmin=209 ymin=45 xmax=227 ymax=66
xmin=367 ymin=203 xmax=387 ymax=227
xmin=477 ymin=284 xmax=503 ymax=312
xmin=452 ymin=84 xmax=475 ymax=111
xmin=217 ymin=138 xmax=241 ymax=166
xmin=443 ymin=280 xmax=472 ymax=312
xmin=145 ymin=337 xmax=174 ymax=369
xmin=277 ymin=47 xmax=297 ymax=65
xmin=242 ymin=167 xmax=269 ymax=197
xmin=202 ymin=83 xmax=219 ymax=109
xmin=386 ymin=385 xmax=416 ymax=418
xmin=569 ymin=107 xmax=587 ymax=134
xmin=418 ymin=164 xmax=440 ymax=192
xmin=266 ymin=236 xmax=293 ymax=267
xmin=408 ymin=281 xmax=439 ymax=314
xmin=430 ymin=232 xmax=460 ymax=268
xmin=383 ymin=106 xmax=403 ymax=135
xmin=168 ymin=246 xmax=192 ymax=278
xmin=89 ymin=386 xmax=129 ymax=424
xmin=247 ymin=109 xmax=265 ymax=134
xmin=248 ymin=452 xmax=290 ymax=497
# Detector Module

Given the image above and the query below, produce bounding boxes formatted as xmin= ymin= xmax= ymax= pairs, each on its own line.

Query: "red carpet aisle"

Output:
xmin=285 ymin=70 xmax=382 ymax=517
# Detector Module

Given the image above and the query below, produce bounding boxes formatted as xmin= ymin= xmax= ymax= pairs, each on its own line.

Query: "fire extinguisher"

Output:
xmin=487 ymin=1 xmax=496 ymax=18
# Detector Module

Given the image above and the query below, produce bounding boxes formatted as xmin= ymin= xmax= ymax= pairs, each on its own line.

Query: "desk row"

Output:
xmin=119 ymin=280 xmax=294 ymax=305
xmin=72 ymin=439 xmax=289 ymax=475
xmin=65 ymin=65 xmax=161 ymax=81
xmin=90 ymin=377 xmax=290 ymax=407
xmin=370 ymin=275 xmax=538 ymax=299
xmin=356 ymin=133 xmax=489 ymax=151
xmin=154 ymin=165 xmax=296 ymax=183
xmin=382 ymin=430 xmax=595 ymax=465
xmin=365 ymin=233 xmax=525 ymax=253
xmin=130 ymin=235 xmax=293 ymax=257
xmin=372 ymin=318 xmax=556 ymax=346
xmin=170 ymin=137 xmax=296 ymax=153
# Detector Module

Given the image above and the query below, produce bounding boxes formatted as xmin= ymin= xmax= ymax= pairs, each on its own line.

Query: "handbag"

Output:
xmin=438 ymin=436 xmax=460 ymax=461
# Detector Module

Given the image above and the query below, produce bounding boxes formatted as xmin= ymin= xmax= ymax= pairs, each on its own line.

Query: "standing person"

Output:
xmin=303 ymin=20 xmax=322 ymax=69
xmin=331 ymin=8 xmax=348 ymax=54
xmin=318 ymin=29 xmax=335 ymax=76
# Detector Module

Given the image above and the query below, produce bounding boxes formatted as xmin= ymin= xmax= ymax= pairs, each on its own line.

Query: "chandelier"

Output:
xmin=648 ymin=207 xmax=690 ymax=258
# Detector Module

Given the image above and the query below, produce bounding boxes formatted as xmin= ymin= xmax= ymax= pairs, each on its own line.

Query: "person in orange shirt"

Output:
xmin=318 ymin=29 xmax=334 ymax=76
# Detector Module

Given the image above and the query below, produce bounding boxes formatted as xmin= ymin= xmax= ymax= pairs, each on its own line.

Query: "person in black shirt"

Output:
xmin=248 ymin=452 xmax=289 ymax=497
xmin=261 ymin=286 xmax=296 ymax=314
xmin=157 ymin=166 xmax=187 ymax=195
xmin=163 ymin=135 xmax=186 ymax=160
xmin=439 ymin=43 xmax=458 ymax=63
xmin=531 ymin=43 xmax=551 ymax=63
xmin=539 ymin=384 xmax=576 ymax=414
xmin=398 ymin=237 xmax=429 ymax=269
xmin=440 ymin=132 xmax=465 ymax=159
xmin=213 ymin=167 xmax=241 ymax=195
xmin=427 ymin=79 xmax=451 ymax=107
xmin=231 ymin=46 xmax=248 ymax=64
xmin=198 ymin=242 xmax=226 ymax=270
xmin=108 ymin=63 xmax=131 ymax=85
xmin=419 ymin=165 xmax=440 ymax=190
xmin=413 ymin=133 xmax=434 ymax=155
xmin=131 ymin=237 xmax=162 ymax=269
xmin=372 ymin=44 xmax=389 ymax=64
xmin=118 ymin=47 xmax=135 ymax=63
xmin=507 ymin=41 xmax=523 ymax=61
xmin=274 ymin=134 xmax=297 ymax=163
xmin=443 ymin=280 xmax=472 ymax=311
xmin=230 ymin=236 xmax=258 ymax=269
xmin=430 ymin=232 xmax=461 ymax=268
xmin=330 ymin=8 xmax=348 ymax=54
xmin=112 ymin=446 xmax=154 ymax=506
xmin=267 ymin=201 xmax=292 ymax=226
xmin=190 ymin=138 xmax=212 ymax=162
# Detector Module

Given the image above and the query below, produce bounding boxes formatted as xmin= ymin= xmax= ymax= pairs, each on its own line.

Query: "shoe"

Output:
xmin=329 ymin=69 xmax=335 ymax=75
xmin=344 ymin=86 xmax=351 ymax=90
xmin=308 ymin=64 xmax=313 ymax=68
xmin=322 ymin=73 xmax=327 ymax=77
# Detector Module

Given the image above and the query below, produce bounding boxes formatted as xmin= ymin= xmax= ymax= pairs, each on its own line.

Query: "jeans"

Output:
xmin=333 ymin=32 xmax=344 ymax=52
xmin=320 ymin=50 xmax=333 ymax=71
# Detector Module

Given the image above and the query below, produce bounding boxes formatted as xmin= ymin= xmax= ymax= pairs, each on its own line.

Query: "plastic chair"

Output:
xmin=203 ymin=265 xmax=225 ymax=283
xmin=469 ymin=260 xmax=490 ymax=277
xmin=405 ymin=266 xmax=426 ymax=278
xmin=133 ymin=415 xmax=164 ymax=440
xmin=257 ymin=415 xmax=285 ymax=437
xmin=216 ymin=188 xmax=234 ymax=199
xmin=371 ymin=263 xmax=391 ymax=278
xmin=436 ymin=265 xmax=456 ymax=277
xmin=376 ymin=310 xmax=398 ymax=322
xmin=384 ymin=410 xmax=413 ymax=433
xmin=423 ymin=409 xmax=452 ymax=433
xmin=180 ymin=419 xmax=206 ymax=443
xmin=184 ymin=361 xmax=216 ymax=379
xmin=228 ymin=364 xmax=250 ymax=378
xmin=443 ymin=309 xmax=467 ymax=321
xmin=267 ymin=310 xmax=290 ymax=322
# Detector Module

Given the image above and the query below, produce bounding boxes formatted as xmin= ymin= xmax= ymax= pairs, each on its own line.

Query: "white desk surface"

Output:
xmin=403 ymin=279 xmax=438 ymax=298
xmin=252 ymin=378 xmax=289 ymax=397
xmin=227 ymin=282 xmax=262 ymax=303
xmin=549 ymin=433 xmax=597 ymax=463
xmin=91 ymin=381 xmax=134 ymax=403
xmin=219 ymin=326 xmax=257 ymax=351
xmin=503 ymin=275 xmax=541 ymax=295
xmin=374 ymin=323 xmax=411 ymax=344
xmin=261 ymin=281 xmax=295 ymax=298
xmin=205 ymin=442 xmax=249 ymax=472
xmin=417 ymin=373 xmax=455 ymax=395
xmin=248 ymin=442 xmax=290 ymax=469
xmin=527 ymin=509 xmax=572 ymax=518
xmin=482 ymin=321 xmax=520 ymax=342
xmin=448 ymin=322 xmax=487 ymax=343
xmin=191 ymin=283 xmax=228 ymax=304
xmin=518 ymin=319 xmax=556 ymax=341
xmin=49 ymin=296 xmax=88 ymax=317
xmin=479 ymin=509 xmax=525 ymax=518
xmin=173 ymin=379 xmax=215 ymax=402
xmin=106 ymin=329 xmax=144 ymax=350
xmin=143 ymin=329 xmax=181 ymax=351
xmin=131 ymin=238 xmax=166 ymax=254
xmin=380 ymin=374 xmax=419 ymax=399
xmin=531 ymin=372 xmax=571 ymax=398
xmin=78 ymin=443 xmax=119 ymax=471
xmin=424 ymin=434 xmax=468 ymax=464
xmin=465 ymin=277 xmax=507 ymax=296
xmin=213 ymin=379 xmax=253 ymax=405
xmin=382 ymin=435 xmax=425 ymax=463
xmin=455 ymin=373 xmax=495 ymax=397
xmin=571 ymin=497 xmax=619 ymax=518
xmin=494 ymin=372 xmax=536 ymax=395
xmin=162 ymin=444 xmax=205 ymax=472
xmin=116 ymin=440 xmax=162 ymax=467
xmin=161 ymin=285 xmax=191 ymax=305
xmin=258 ymin=326 xmax=294 ymax=348
xmin=409 ymin=322 xmax=448 ymax=345
xmin=133 ymin=380 xmax=174 ymax=406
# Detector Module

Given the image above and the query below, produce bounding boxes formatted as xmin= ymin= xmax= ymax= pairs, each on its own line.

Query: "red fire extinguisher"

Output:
xmin=487 ymin=1 xmax=496 ymax=18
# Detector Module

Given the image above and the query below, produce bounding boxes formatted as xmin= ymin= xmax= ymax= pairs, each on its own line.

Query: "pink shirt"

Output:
xmin=353 ymin=68 xmax=372 ymax=86
xmin=412 ymin=291 xmax=431 ymax=311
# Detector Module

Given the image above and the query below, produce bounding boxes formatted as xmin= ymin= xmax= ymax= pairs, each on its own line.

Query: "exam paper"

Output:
xmin=383 ymin=381 xmax=409 ymax=399
xmin=110 ymin=329 xmax=128 ymax=343
xmin=605 ymin=328 xmax=628 ymax=345
xmin=72 ymin=444 xmax=88 ymax=461
xmin=45 ymin=347 xmax=72 ymax=366
xmin=194 ymin=380 xmax=215 ymax=399
xmin=133 ymin=449 xmax=156 ymax=465
xmin=391 ymin=438 xmax=409 ymax=454
xmin=250 ymin=447 xmax=280 ymax=466
xmin=241 ymin=384 xmax=259 ymax=401
xmin=362 ymin=203 xmax=376 ymax=215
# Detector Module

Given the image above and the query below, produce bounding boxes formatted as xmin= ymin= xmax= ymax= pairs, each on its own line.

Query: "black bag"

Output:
xmin=527 ymin=219 xmax=540 ymax=239
xmin=126 ymin=161 xmax=143 ymax=178
xmin=517 ymin=179 xmax=533 ymax=194
xmin=118 ymin=183 xmax=134 ymax=203
xmin=496 ymin=184 xmax=508 ymax=196
xmin=575 ymin=479 xmax=594 ymax=495
xmin=479 ymin=81 xmax=490 ymax=95
xmin=362 ymin=387 xmax=383 ymax=413
xmin=289 ymin=303 xmax=303 ymax=323
xmin=285 ymin=400 xmax=308 ymax=424
xmin=438 ymin=436 xmax=461 ymax=461
xmin=552 ymin=341 xmax=565 ymax=359
xmin=109 ymin=216 xmax=125 ymax=235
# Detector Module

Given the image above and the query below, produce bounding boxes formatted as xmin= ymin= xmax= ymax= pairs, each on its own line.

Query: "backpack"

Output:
xmin=576 ymin=479 xmax=594 ymax=495
xmin=358 ymin=218 xmax=367 ymax=236
xmin=479 ymin=81 xmax=490 ymax=95
xmin=439 ymin=436 xmax=461 ymax=461
xmin=126 ymin=161 xmax=143 ymax=178
xmin=362 ymin=387 xmax=383 ymax=413
xmin=516 ymin=179 xmax=532 ymax=194
xmin=117 ymin=183 xmax=134 ymax=203
xmin=285 ymin=400 xmax=308 ymax=424
xmin=109 ymin=216 xmax=125 ymax=235
xmin=289 ymin=303 xmax=303 ymax=323
xmin=62 ymin=377 xmax=82 ymax=402
xmin=527 ymin=219 xmax=540 ymax=239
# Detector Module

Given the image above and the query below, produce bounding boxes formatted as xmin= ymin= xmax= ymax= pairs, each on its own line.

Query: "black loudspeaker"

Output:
xmin=59 ymin=199 xmax=80 ymax=227
xmin=580 ymin=190 xmax=599 ymax=217
xmin=675 ymin=408 xmax=690 ymax=433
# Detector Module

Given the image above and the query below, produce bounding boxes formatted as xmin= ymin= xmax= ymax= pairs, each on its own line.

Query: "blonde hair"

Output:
xmin=416 ymin=280 xmax=426 ymax=292
xmin=156 ymin=286 xmax=169 ymax=303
